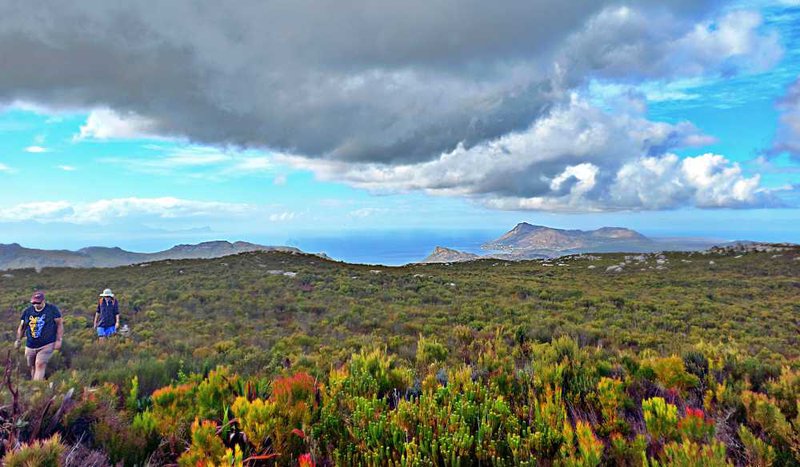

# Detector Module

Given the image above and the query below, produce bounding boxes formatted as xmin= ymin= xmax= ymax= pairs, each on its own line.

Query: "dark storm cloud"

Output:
xmin=0 ymin=0 xmax=719 ymax=163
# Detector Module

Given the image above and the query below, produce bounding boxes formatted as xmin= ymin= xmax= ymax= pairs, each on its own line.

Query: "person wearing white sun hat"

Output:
xmin=94 ymin=288 xmax=120 ymax=340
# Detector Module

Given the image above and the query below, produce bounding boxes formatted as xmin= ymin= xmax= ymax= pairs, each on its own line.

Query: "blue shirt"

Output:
xmin=20 ymin=303 xmax=61 ymax=348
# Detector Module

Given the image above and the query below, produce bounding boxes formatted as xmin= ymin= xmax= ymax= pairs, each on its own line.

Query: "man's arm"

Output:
xmin=94 ymin=312 xmax=99 ymax=329
xmin=54 ymin=318 xmax=63 ymax=350
xmin=115 ymin=301 xmax=120 ymax=328
xmin=15 ymin=320 xmax=24 ymax=348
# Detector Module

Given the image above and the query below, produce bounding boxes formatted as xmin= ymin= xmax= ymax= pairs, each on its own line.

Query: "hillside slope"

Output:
xmin=0 ymin=246 xmax=798 ymax=465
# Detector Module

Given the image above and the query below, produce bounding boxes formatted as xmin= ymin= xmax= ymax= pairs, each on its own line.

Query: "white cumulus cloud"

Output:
xmin=674 ymin=10 xmax=783 ymax=74
xmin=75 ymin=108 xmax=161 ymax=141
xmin=348 ymin=207 xmax=386 ymax=218
xmin=0 ymin=201 xmax=74 ymax=222
xmin=609 ymin=154 xmax=767 ymax=210
xmin=280 ymin=96 xmax=774 ymax=212
xmin=102 ymin=145 xmax=276 ymax=179
xmin=25 ymin=145 xmax=48 ymax=153
xmin=0 ymin=197 xmax=251 ymax=224
xmin=562 ymin=8 xmax=782 ymax=81
xmin=268 ymin=212 xmax=296 ymax=222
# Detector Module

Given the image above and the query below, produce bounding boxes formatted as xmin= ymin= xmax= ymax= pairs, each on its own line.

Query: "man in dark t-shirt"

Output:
xmin=15 ymin=291 xmax=63 ymax=380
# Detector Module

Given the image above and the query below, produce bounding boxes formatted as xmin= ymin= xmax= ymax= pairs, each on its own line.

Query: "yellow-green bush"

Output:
xmin=416 ymin=335 xmax=449 ymax=367
xmin=231 ymin=396 xmax=277 ymax=452
xmin=178 ymin=419 xmax=227 ymax=466
xmin=149 ymin=379 xmax=202 ymax=440
xmin=561 ymin=421 xmax=604 ymax=467
xmin=741 ymin=390 xmax=800 ymax=460
xmin=3 ymin=434 xmax=65 ymax=467
xmin=642 ymin=397 xmax=679 ymax=442
xmin=654 ymin=440 xmax=731 ymax=466
xmin=596 ymin=377 xmax=625 ymax=435
xmin=738 ymin=425 xmax=776 ymax=467
xmin=643 ymin=356 xmax=699 ymax=394
xmin=195 ymin=367 xmax=240 ymax=421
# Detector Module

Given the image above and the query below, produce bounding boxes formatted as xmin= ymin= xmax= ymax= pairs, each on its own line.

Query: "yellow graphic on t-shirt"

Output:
xmin=28 ymin=315 xmax=46 ymax=339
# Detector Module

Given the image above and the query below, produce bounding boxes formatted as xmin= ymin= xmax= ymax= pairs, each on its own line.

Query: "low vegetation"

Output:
xmin=0 ymin=247 xmax=798 ymax=465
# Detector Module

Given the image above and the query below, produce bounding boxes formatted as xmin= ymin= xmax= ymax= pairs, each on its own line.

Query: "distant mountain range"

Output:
xmin=0 ymin=241 xmax=302 ymax=270
xmin=1 ymin=227 xmax=777 ymax=269
xmin=422 ymin=223 xmax=731 ymax=263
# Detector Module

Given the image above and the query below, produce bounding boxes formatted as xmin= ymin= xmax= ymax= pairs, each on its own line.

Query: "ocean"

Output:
xmin=284 ymin=229 xmax=500 ymax=266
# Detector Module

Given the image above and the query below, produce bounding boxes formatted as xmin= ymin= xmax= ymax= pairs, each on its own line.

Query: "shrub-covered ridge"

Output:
xmin=0 ymin=248 xmax=797 ymax=464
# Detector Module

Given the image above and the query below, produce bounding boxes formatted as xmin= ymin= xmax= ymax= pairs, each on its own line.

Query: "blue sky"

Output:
xmin=0 ymin=0 xmax=799 ymax=254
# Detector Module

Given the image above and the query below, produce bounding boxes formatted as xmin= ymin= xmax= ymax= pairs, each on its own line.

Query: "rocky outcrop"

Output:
xmin=709 ymin=242 xmax=798 ymax=254
xmin=421 ymin=246 xmax=480 ymax=263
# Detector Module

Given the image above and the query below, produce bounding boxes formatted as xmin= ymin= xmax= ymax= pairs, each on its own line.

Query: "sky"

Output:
xmin=0 ymin=0 xmax=799 ymax=253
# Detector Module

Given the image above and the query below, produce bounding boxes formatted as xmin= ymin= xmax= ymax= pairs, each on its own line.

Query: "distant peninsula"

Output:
xmin=421 ymin=223 xmax=739 ymax=263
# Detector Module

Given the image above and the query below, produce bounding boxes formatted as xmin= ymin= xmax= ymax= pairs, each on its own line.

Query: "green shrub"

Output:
xmin=150 ymin=382 xmax=197 ymax=440
xmin=416 ymin=335 xmax=449 ymax=366
xmin=3 ymin=434 xmax=65 ymax=467
xmin=609 ymin=433 xmax=647 ymax=465
xmin=677 ymin=408 xmax=714 ymax=442
xmin=741 ymin=390 xmax=800 ymax=460
xmin=643 ymin=356 xmax=699 ymax=394
xmin=195 ymin=367 xmax=239 ymax=421
xmin=332 ymin=348 xmax=412 ymax=399
xmin=767 ymin=367 xmax=800 ymax=420
xmin=655 ymin=440 xmax=731 ymax=466
xmin=231 ymin=396 xmax=277 ymax=453
xmin=561 ymin=421 xmax=604 ymax=467
xmin=738 ymin=425 xmax=776 ymax=467
xmin=596 ymin=377 xmax=625 ymax=434
xmin=642 ymin=397 xmax=679 ymax=442
xmin=178 ymin=419 xmax=227 ymax=466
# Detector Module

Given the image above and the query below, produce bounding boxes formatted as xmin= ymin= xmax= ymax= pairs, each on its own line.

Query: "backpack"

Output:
xmin=98 ymin=297 xmax=118 ymax=311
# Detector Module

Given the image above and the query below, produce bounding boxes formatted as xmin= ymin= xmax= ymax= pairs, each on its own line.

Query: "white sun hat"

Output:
xmin=100 ymin=288 xmax=114 ymax=297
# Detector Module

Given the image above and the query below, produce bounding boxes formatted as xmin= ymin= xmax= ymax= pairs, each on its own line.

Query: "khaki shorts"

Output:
xmin=25 ymin=342 xmax=55 ymax=367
